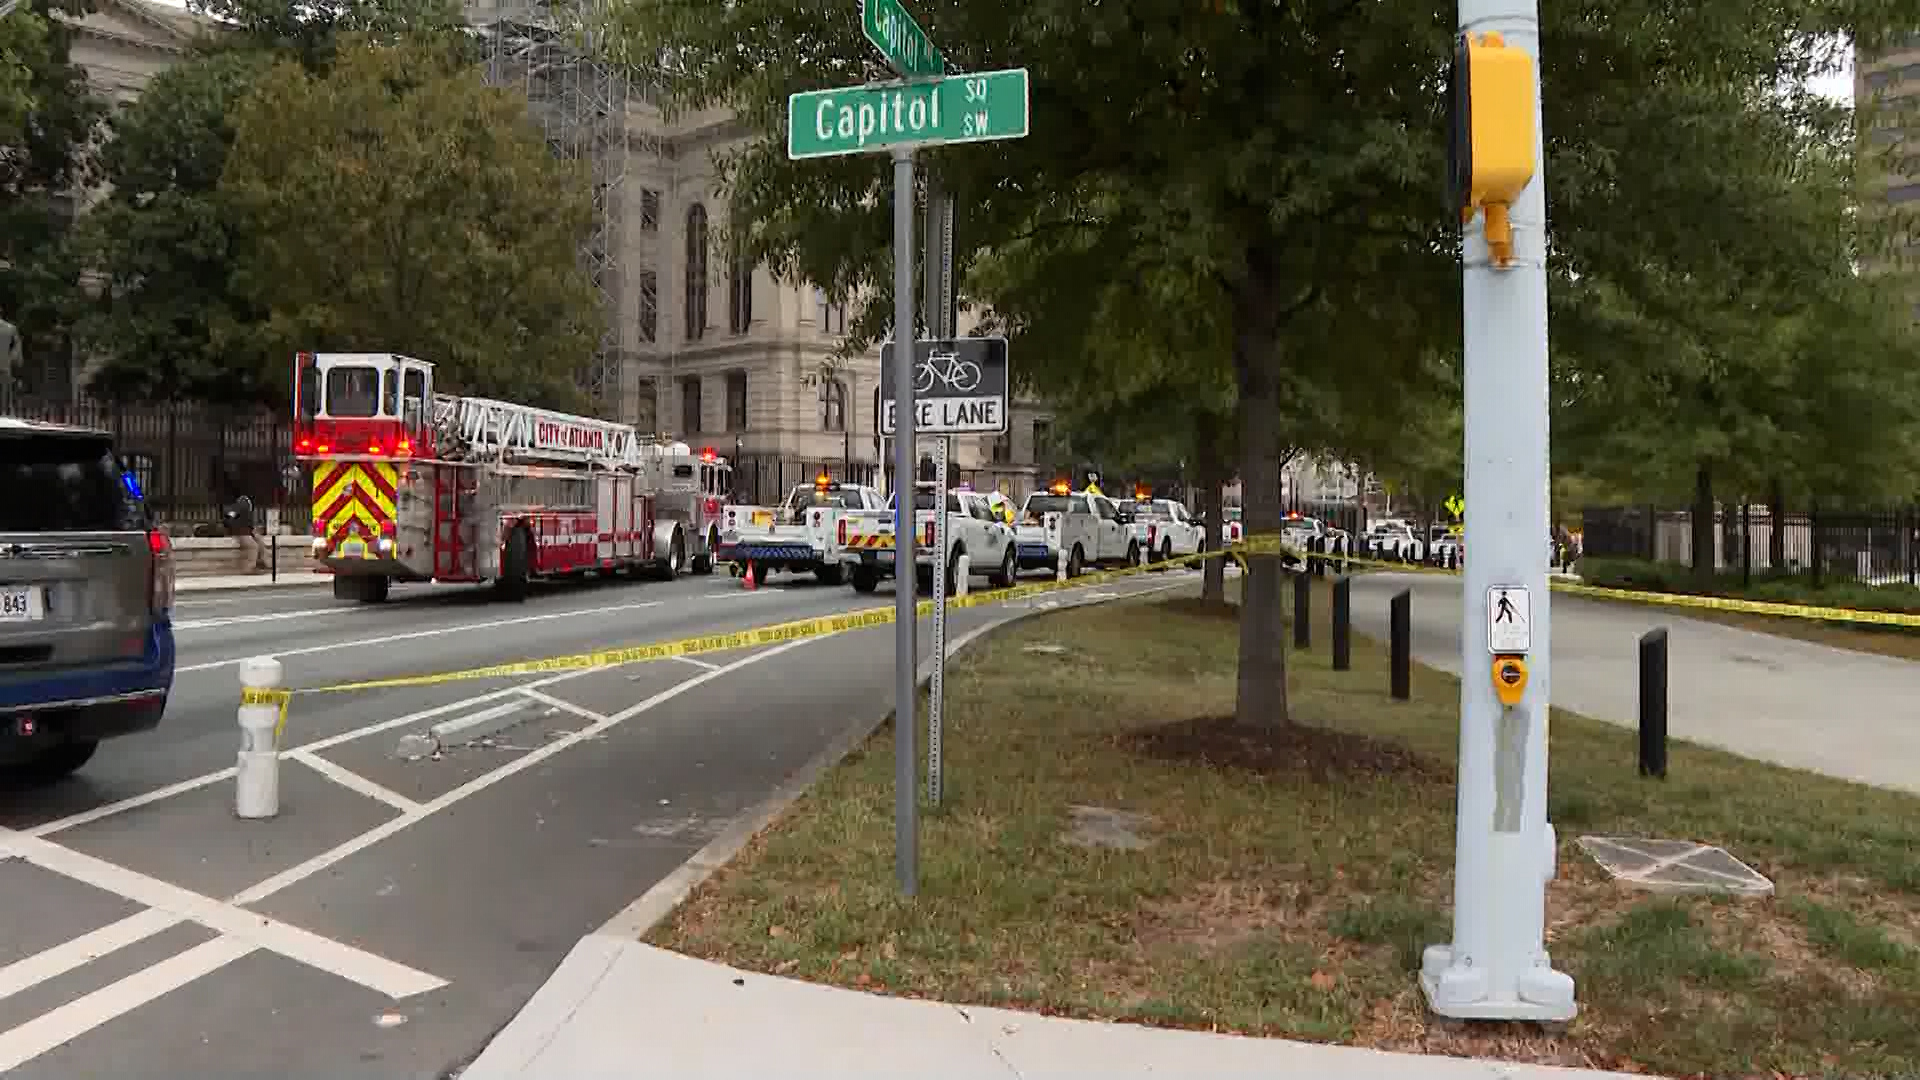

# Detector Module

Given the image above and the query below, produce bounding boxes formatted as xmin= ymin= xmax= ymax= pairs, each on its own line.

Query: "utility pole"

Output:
xmin=1422 ymin=0 xmax=1575 ymax=1022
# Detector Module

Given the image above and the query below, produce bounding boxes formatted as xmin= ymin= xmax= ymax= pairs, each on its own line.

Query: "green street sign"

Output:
xmin=787 ymin=68 xmax=1030 ymax=160
xmin=861 ymin=0 xmax=943 ymax=79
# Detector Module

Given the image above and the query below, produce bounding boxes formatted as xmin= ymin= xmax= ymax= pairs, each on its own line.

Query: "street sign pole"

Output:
xmin=928 ymin=434 xmax=948 ymax=807
xmin=1422 ymin=0 xmax=1574 ymax=1022
xmin=924 ymin=173 xmax=950 ymax=811
xmin=890 ymin=145 xmax=920 ymax=897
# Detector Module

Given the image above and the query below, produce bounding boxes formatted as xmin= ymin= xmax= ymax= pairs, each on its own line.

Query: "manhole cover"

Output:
xmin=1577 ymin=836 xmax=1773 ymax=896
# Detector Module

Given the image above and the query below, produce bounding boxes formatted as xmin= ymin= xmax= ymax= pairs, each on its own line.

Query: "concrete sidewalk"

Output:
xmin=1348 ymin=572 xmax=1920 ymax=794
xmin=177 ymin=571 xmax=332 ymax=592
xmin=459 ymin=938 xmax=1636 ymax=1080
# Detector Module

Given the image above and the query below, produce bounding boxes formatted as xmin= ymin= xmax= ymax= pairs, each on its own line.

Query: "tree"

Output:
xmin=612 ymin=0 xmax=1910 ymax=729
xmin=0 ymin=0 xmax=104 ymax=398
xmin=188 ymin=0 xmax=473 ymax=71
xmin=73 ymin=50 xmax=277 ymax=406
xmin=219 ymin=37 xmax=604 ymax=409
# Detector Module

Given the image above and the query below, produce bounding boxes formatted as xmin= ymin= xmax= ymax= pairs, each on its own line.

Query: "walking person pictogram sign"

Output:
xmin=1486 ymin=585 xmax=1531 ymax=654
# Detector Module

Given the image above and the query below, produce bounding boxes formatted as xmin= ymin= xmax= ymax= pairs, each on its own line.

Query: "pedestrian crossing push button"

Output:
xmin=1492 ymin=656 xmax=1528 ymax=706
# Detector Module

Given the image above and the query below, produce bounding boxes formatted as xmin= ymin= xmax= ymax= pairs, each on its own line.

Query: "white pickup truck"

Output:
xmin=717 ymin=480 xmax=886 ymax=584
xmin=837 ymin=483 xmax=1019 ymax=594
xmin=1121 ymin=497 xmax=1206 ymax=568
xmin=1016 ymin=488 xmax=1138 ymax=577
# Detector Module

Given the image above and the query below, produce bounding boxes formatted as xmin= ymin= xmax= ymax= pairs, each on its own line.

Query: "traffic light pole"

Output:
xmin=1420 ymin=0 xmax=1575 ymax=1021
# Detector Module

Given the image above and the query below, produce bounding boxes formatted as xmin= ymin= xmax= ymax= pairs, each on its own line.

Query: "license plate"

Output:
xmin=340 ymin=540 xmax=367 ymax=557
xmin=0 ymin=586 xmax=43 ymax=622
xmin=751 ymin=511 xmax=772 ymax=526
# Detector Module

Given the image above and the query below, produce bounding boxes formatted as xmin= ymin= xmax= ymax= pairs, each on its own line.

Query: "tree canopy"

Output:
xmin=73 ymin=1 xmax=602 ymax=411
xmin=611 ymin=0 xmax=1914 ymax=725
xmin=219 ymin=37 xmax=604 ymax=410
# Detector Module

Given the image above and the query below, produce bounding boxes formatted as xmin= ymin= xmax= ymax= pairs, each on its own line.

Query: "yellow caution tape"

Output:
xmin=243 ymin=540 xmax=1259 ymax=733
xmin=1254 ymin=535 xmax=1920 ymax=629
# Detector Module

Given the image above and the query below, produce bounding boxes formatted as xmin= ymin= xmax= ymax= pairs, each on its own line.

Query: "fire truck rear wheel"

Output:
xmin=497 ymin=527 xmax=532 ymax=601
xmin=656 ymin=532 xmax=682 ymax=581
xmin=692 ymin=531 xmax=717 ymax=575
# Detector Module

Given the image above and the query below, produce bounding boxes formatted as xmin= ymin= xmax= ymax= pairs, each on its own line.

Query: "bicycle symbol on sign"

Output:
xmin=913 ymin=349 xmax=983 ymax=395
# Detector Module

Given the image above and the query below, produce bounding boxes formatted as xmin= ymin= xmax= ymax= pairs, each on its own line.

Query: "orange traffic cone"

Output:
xmin=742 ymin=561 xmax=757 ymax=590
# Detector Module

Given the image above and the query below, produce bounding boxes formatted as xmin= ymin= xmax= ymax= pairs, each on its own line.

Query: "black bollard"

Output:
xmin=1293 ymin=569 xmax=1310 ymax=649
xmin=1639 ymin=628 xmax=1669 ymax=779
xmin=1313 ymin=536 xmax=1327 ymax=578
xmin=270 ymin=532 xmax=278 ymax=582
xmin=1390 ymin=589 xmax=1411 ymax=699
xmin=1332 ymin=576 xmax=1351 ymax=671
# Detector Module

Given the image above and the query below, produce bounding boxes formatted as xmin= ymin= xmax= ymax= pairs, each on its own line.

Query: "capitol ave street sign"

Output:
xmin=862 ymin=0 xmax=944 ymax=78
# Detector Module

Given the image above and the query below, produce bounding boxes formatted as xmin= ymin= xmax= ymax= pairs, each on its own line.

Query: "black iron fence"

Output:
xmin=8 ymin=395 xmax=309 ymax=535
xmin=1581 ymin=505 xmax=1920 ymax=588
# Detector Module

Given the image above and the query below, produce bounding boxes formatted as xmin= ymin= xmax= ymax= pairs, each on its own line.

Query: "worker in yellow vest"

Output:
xmin=1084 ymin=472 xmax=1104 ymax=498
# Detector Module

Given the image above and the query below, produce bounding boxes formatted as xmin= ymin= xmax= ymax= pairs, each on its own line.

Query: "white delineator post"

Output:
xmin=1421 ymin=0 xmax=1576 ymax=1021
xmin=236 ymin=656 xmax=284 ymax=820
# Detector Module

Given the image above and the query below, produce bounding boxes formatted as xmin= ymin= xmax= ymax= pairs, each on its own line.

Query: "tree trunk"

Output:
xmin=1690 ymin=463 xmax=1714 ymax=584
xmin=1232 ymin=285 xmax=1287 ymax=730
xmin=1196 ymin=426 xmax=1228 ymax=605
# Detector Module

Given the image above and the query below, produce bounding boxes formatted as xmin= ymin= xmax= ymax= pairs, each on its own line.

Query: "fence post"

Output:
xmin=1740 ymin=502 xmax=1751 ymax=587
xmin=1332 ymin=576 xmax=1351 ymax=672
xmin=1638 ymin=629 xmax=1668 ymax=779
xmin=1293 ymin=570 xmax=1310 ymax=650
xmin=1390 ymin=589 xmax=1411 ymax=700
xmin=1810 ymin=500 xmax=1823 ymax=588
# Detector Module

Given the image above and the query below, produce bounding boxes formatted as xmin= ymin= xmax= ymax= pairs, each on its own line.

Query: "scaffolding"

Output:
xmin=474 ymin=0 xmax=630 ymax=419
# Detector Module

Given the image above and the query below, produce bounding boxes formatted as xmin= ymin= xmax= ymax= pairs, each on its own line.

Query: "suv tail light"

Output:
xmin=147 ymin=529 xmax=175 ymax=616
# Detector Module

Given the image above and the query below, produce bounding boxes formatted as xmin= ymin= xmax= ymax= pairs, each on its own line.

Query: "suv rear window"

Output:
xmin=0 ymin=434 xmax=145 ymax=533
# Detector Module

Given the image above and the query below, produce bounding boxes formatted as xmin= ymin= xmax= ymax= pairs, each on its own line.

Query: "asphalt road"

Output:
xmin=0 ymin=563 xmax=1199 ymax=1078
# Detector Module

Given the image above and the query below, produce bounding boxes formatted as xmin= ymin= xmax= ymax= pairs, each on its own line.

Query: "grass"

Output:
xmin=651 ymin=581 xmax=1920 ymax=1078
xmin=1574 ymin=556 xmax=1920 ymax=662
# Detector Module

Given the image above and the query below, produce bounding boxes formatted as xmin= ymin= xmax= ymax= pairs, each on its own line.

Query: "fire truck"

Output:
xmin=290 ymin=351 xmax=727 ymax=602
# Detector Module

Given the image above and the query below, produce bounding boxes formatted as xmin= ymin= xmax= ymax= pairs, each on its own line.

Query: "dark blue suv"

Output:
xmin=0 ymin=418 xmax=175 ymax=783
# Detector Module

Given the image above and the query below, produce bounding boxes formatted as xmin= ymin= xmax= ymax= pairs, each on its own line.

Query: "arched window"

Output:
xmin=684 ymin=203 xmax=708 ymax=342
xmin=822 ymin=378 xmax=847 ymax=432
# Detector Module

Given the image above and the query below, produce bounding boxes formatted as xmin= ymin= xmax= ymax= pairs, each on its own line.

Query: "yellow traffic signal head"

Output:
xmin=1448 ymin=31 xmax=1537 ymax=266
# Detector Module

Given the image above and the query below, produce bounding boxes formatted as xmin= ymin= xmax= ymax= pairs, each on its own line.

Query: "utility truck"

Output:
xmin=716 ymin=476 xmax=887 ymax=584
xmin=1015 ymin=484 xmax=1138 ymax=578
xmin=837 ymin=483 xmax=1019 ymax=594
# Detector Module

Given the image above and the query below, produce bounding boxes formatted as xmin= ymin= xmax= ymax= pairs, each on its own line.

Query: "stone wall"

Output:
xmin=170 ymin=537 xmax=330 ymax=579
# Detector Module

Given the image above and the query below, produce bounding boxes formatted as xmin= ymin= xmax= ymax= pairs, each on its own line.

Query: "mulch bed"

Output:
xmin=1121 ymin=714 xmax=1452 ymax=783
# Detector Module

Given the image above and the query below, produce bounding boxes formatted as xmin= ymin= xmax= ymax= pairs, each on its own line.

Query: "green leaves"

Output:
xmin=219 ymin=38 xmax=603 ymax=411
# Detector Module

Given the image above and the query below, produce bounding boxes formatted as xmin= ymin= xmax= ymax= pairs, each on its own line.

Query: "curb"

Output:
xmin=594 ymin=578 xmax=1186 ymax=941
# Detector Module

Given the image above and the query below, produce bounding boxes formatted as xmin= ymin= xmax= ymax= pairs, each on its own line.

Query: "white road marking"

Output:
xmin=173 ymin=609 xmax=358 ymax=631
xmin=0 ymin=936 xmax=258 ymax=1073
xmin=700 ymin=590 xmax=782 ymax=600
xmin=288 ymin=751 xmax=422 ymax=814
xmin=516 ymin=687 xmax=607 ymax=723
xmin=228 ymin=637 xmax=814 ymax=908
xmin=672 ymin=655 xmax=722 ymax=672
xmin=27 ymin=769 xmax=238 ymax=838
xmin=175 ymin=599 xmax=666 ymax=673
xmin=0 ymin=908 xmax=179 ymax=1004
xmin=0 ymin=829 xmax=447 ymax=1000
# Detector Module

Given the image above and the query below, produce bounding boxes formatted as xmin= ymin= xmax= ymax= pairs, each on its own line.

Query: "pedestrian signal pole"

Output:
xmin=1422 ymin=0 xmax=1576 ymax=1023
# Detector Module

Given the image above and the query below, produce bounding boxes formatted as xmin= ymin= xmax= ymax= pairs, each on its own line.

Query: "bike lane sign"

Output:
xmin=879 ymin=336 xmax=1009 ymax=436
